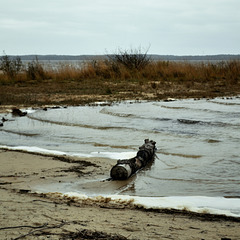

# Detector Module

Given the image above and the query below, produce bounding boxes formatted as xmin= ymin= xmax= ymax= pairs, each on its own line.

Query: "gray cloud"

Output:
xmin=0 ymin=0 xmax=240 ymax=55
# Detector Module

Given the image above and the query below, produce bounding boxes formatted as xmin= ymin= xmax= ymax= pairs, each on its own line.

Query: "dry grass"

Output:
xmin=0 ymin=59 xmax=240 ymax=107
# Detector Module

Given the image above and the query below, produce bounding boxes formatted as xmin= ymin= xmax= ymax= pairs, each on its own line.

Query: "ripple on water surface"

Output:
xmin=0 ymin=97 xmax=240 ymax=198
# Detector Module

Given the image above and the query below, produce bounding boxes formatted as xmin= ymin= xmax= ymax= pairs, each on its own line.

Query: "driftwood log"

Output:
xmin=110 ymin=139 xmax=157 ymax=180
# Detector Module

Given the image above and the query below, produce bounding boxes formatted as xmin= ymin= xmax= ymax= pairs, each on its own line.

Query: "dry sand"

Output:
xmin=0 ymin=149 xmax=240 ymax=240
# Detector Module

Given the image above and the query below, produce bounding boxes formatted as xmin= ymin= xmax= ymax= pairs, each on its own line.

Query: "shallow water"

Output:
xmin=1 ymin=97 xmax=240 ymax=200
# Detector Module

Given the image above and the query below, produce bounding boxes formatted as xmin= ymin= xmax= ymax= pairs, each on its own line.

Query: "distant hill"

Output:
xmin=18 ymin=55 xmax=100 ymax=61
xmin=150 ymin=54 xmax=240 ymax=61
xmin=5 ymin=54 xmax=240 ymax=61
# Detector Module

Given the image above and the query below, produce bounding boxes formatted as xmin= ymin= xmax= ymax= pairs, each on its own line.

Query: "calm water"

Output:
xmin=1 ymin=97 xmax=240 ymax=198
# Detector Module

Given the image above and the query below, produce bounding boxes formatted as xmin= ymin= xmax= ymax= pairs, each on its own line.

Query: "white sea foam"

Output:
xmin=0 ymin=145 xmax=70 ymax=156
xmin=64 ymin=193 xmax=240 ymax=217
xmin=89 ymin=151 xmax=136 ymax=159
xmin=25 ymin=109 xmax=36 ymax=114
xmin=0 ymin=145 xmax=134 ymax=159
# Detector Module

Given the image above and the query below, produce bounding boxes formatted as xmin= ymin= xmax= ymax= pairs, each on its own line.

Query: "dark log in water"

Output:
xmin=12 ymin=108 xmax=27 ymax=117
xmin=110 ymin=139 xmax=157 ymax=180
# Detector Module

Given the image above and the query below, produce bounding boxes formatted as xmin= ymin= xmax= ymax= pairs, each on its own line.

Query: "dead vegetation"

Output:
xmin=0 ymin=221 xmax=128 ymax=240
xmin=1 ymin=52 xmax=240 ymax=107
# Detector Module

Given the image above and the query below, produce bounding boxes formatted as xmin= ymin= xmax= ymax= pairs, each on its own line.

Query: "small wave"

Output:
xmin=147 ymin=175 xmax=240 ymax=185
xmin=154 ymin=117 xmax=172 ymax=121
xmin=100 ymin=108 xmax=172 ymax=122
xmin=27 ymin=115 xmax=134 ymax=131
xmin=0 ymin=129 xmax=39 ymax=137
xmin=27 ymin=114 xmax=163 ymax=135
xmin=177 ymin=118 xmax=240 ymax=127
xmin=160 ymin=105 xmax=187 ymax=110
xmin=93 ymin=142 xmax=135 ymax=150
xmin=206 ymin=139 xmax=221 ymax=143
xmin=100 ymin=108 xmax=136 ymax=118
xmin=177 ymin=119 xmax=200 ymax=124
xmin=158 ymin=102 xmax=238 ymax=115
xmin=229 ymin=159 xmax=240 ymax=165
xmin=158 ymin=150 xmax=202 ymax=159
xmin=147 ymin=176 xmax=216 ymax=184
xmin=209 ymin=100 xmax=240 ymax=106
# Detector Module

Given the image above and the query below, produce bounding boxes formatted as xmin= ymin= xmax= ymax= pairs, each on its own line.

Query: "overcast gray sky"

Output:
xmin=1 ymin=0 xmax=240 ymax=55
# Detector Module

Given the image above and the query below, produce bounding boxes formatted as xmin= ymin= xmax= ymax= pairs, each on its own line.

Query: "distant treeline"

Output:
xmin=3 ymin=54 xmax=240 ymax=61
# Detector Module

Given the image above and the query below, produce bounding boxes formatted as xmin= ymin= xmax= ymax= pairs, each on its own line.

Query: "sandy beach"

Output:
xmin=0 ymin=149 xmax=240 ymax=240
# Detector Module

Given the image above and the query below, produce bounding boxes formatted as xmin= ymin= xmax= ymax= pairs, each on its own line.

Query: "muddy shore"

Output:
xmin=0 ymin=149 xmax=240 ymax=240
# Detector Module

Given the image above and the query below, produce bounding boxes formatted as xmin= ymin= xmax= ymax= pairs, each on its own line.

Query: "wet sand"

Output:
xmin=1 ymin=149 xmax=240 ymax=239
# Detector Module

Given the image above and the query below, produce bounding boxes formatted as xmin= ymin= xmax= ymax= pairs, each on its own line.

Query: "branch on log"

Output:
xmin=110 ymin=139 xmax=157 ymax=180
